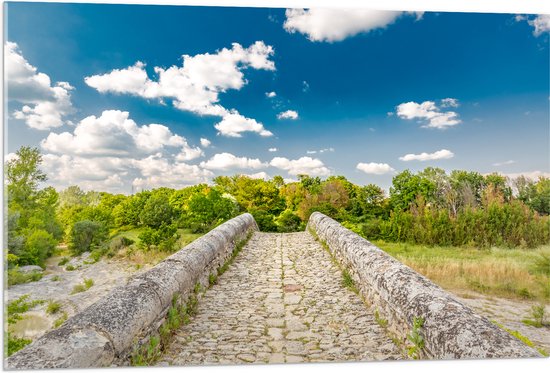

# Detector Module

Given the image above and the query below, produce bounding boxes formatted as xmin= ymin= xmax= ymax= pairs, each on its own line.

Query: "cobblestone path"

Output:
xmin=160 ymin=232 xmax=403 ymax=366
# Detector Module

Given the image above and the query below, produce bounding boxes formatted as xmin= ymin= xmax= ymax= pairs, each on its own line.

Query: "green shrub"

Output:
xmin=249 ymin=208 xmax=277 ymax=232
xmin=7 ymin=333 xmax=32 ymax=356
xmin=7 ymin=268 xmax=43 ymax=286
xmin=65 ymin=265 xmax=76 ymax=271
xmin=138 ymin=224 xmax=179 ymax=252
xmin=68 ymin=220 xmax=108 ymax=254
xmin=19 ymin=229 xmax=56 ymax=265
xmin=276 ymin=210 xmax=302 ymax=233
xmin=58 ymin=257 xmax=69 ymax=266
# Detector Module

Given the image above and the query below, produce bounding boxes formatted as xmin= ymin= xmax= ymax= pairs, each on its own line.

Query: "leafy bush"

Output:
xmin=68 ymin=220 xmax=108 ymax=254
xmin=276 ymin=210 xmax=302 ymax=232
xmin=138 ymin=224 xmax=180 ymax=252
xmin=7 ymin=333 xmax=32 ymax=356
xmin=249 ymin=208 xmax=277 ymax=232
xmin=19 ymin=229 xmax=56 ymax=265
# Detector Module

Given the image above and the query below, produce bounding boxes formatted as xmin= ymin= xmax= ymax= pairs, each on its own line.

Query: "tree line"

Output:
xmin=6 ymin=146 xmax=550 ymax=272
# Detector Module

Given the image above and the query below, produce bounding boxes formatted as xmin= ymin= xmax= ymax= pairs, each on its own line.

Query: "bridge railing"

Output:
xmin=7 ymin=213 xmax=258 ymax=369
xmin=307 ymin=212 xmax=540 ymax=360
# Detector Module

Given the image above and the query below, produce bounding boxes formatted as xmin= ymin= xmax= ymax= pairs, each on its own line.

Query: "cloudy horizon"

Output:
xmin=5 ymin=3 xmax=549 ymax=194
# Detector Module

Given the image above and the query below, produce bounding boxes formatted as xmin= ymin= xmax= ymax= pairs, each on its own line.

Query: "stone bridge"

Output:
xmin=7 ymin=213 xmax=541 ymax=369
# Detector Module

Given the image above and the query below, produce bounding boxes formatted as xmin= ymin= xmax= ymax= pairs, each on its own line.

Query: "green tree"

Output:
xmin=20 ymin=229 xmax=56 ymax=265
xmin=6 ymin=147 xmax=46 ymax=209
xmin=68 ymin=220 xmax=108 ymax=254
xmin=140 ymin=190 xmax=176 ymax=228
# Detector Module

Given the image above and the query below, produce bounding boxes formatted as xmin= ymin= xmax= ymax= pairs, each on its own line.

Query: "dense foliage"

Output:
xmin=6 ymin=147 xmax=550 ymax=275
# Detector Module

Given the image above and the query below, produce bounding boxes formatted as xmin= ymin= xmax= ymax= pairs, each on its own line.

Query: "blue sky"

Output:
xmin=5 ymin=2 xmax=549 ymax=194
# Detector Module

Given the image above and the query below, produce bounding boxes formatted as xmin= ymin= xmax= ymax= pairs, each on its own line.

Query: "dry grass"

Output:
xmin=374 ymin=241 xmax=550 ymax=302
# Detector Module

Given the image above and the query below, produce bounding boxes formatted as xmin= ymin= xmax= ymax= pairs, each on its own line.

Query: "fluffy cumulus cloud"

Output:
xmin=396 ymin=99 xmax=461 ymax=129
xmin=277 ymin=110 xmax=299 ymax=120
xmin=200 ymin=152 xmax=267 ymax=170
xmin=132 ymin=154 xmax=213 ymax=190
xmin=266 ymin=91 xmax=277 ymax=98
xmin=41 ymin=110 xmax=202 ymax=159
xmin=268 ymin=147 xmax=278 ymax=152
xmin=85 ymin=41 xmax=275 ymax=137
xmin=283 ymin=9 xmax=422 ymax=42
xmin=270 ymin=156 xmax=330 ymax=176
xmin=38 ymin=110 xmax=212 ymax=192
xmin=5 ymin=42 xmax=74 ymax=130
xmin=214 ymin=111 xmax=273 ymax=137
xmin=200 ymin=138 xmax=211 ymax=148
xmin=356 ymin=162 xmax=395 ymax=175
xmin=399 ymin=149 xmax=454 ymax=162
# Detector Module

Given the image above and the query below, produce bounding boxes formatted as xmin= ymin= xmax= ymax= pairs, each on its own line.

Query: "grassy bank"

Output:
xmin=111 ymin=228 xmax=203 ymax=267
xmin=374 ymin=241 xmax=550 ymax=303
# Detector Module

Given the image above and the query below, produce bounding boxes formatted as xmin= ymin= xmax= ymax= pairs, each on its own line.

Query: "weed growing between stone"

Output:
xmin=53 ymin=312 xmax=68 ymax=328
xmin=217 ymin=232 xmax=253 ymax=277
xmin=492 ymin=320 xmax=548 ymax=356
xmin=374 ymin=309 xmax=389 ymax=328
xmin=407 ymin=317 xmax=425 ymax=359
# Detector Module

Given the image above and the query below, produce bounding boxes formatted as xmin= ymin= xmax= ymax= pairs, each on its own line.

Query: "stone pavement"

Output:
xmin=160 ymin=231 xmax=403 ymax=366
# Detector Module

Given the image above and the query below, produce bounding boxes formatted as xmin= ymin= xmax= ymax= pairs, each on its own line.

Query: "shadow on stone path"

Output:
xmin=160 ymin=231 xmax=403 ymax=366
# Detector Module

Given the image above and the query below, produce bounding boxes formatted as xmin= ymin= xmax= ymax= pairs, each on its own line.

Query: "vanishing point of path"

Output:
xmin=160 ymin=232 xmax=403 ymax=365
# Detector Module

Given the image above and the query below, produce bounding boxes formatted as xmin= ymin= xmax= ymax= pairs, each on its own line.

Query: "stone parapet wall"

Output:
xmin=306 ymin=212 xmax=540 ymax=360
xmin=7 ymin=213 xmax=258 ymax=369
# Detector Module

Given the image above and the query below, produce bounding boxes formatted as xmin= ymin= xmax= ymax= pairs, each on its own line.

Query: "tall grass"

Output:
xmin=375 ymin=241 xmax=550 ymax=302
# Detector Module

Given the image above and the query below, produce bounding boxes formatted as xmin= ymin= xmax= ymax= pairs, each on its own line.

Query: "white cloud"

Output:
xmin=396 ymin=99 xmax=461 ymax=129
xmin=200 ymin=138 xmax=211 ymax=148
xmin=132 ymin=154 xmax=213 ymax=190
xmin=200 ymin=152 xmax=267 ymax=170
xmin=441 ymin=98 xmax=459 ymax=108
xmin=244 ymin=171 xmax=270 ymax=180
xmin=283 ymin=9 xmax=421 ymax=42
xmin=302 ymin=80 xmax=310 ymax=92
xmin=266 ymin=91 xmax=277 ymax=98
xmin=270 ymin=156 xmax=330 ymax=176
xmin=41 ymin=110 xmax=202 ymax=160
xmin=399 ymin=149 xmax=454 ymax=162
xmin=493 ymin=160 xmax=516 ymax=167
xmin=277 ymin=110 xmax=299 ymax=120
xmin=528 ymin=14 xmax=550 ymax=36
xmin=489 ymin=171 xmax=550 ymax=181
xmin=85 ymin=41 xmax=275 ymax=137
xmin=5 ymin=41 xmax=74 ymax=130
xmin=214 ymin=111 xmax=272 ymax=137
xmin=307 ymin=147 xmax=334 ymax=154
xmin=268 ymin=147 xmax=278 ymax=152
xmin=356 ymin=162 xmax=395 ymax=175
